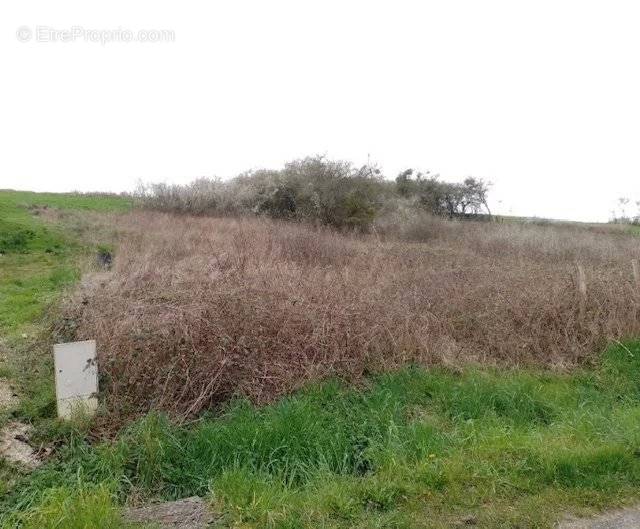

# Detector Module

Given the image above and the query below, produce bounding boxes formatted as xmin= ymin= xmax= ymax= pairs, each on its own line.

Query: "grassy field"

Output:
xmin=0 ymin=190 xmax=130 ymax=336
xmin=3 ymin=190 xmax=640 ymax=528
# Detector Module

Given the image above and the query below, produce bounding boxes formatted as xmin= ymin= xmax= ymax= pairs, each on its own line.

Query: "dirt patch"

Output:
xmin=0 ymin=422 xmax=40 ymax=469
xmin=560 ymin=507 xmax=640 ymax=529
xmin=0 ymin=378 xmax=19 ymax=410
xmin=124 ymin=497 xmax=214 ymax=528
xmin=0 ymin=337 xmax=7 ymax=361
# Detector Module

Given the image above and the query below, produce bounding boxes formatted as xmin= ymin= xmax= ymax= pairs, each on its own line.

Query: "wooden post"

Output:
xmin=576 ymin=264 xmax=587 ymax=317
xmin=576 ymin=264 xmax=587 ymax=297
xmin=632 ymin=259 xmax=640 ymax=289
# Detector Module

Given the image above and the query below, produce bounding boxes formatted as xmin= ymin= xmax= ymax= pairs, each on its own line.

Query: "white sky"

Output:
xmin=2 ymin=1 xmax=640 ymax=222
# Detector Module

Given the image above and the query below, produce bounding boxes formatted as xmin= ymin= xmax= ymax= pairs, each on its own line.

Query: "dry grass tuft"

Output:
xmin=62 ymin=212 xmax=640 ymax=425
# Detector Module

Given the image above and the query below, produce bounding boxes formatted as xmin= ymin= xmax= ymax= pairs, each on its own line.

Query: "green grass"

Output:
xmin=6 ymin=484 xmax=135 ymax=529
xmin=0 ymin=190 xmax=131 ymax=335
xmin=4 ymin=342 xmax=640 ymax=528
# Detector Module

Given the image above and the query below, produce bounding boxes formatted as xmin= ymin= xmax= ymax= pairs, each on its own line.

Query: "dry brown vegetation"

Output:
xmin=63 ymin=211 xmax=640 ymax=424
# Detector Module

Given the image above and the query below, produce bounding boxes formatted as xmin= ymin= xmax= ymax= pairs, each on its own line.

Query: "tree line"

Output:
xmin=136 ymin=155 xmax=491 ymax=230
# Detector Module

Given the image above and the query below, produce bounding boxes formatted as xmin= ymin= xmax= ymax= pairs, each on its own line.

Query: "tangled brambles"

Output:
xmin=64 ymin=212 xmax=640 ymax=426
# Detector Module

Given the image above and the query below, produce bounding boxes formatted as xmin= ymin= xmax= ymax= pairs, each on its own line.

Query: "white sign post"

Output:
xmin=53 ymin=340 xmax=98 ymax=419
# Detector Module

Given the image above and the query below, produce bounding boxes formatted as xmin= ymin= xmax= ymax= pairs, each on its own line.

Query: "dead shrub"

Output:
xmin=62 ymin=212 xmax=640 ymax=427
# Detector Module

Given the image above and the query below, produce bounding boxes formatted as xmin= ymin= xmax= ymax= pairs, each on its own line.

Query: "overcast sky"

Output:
xmin=3 ymin=1 xmax=640 ymax=222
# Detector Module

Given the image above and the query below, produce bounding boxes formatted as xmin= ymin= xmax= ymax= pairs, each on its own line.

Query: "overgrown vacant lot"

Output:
xmin=66 ymin=211 xmax=640 ymax=424
xmin=6 ymin=194 xmax=640 ymax=528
